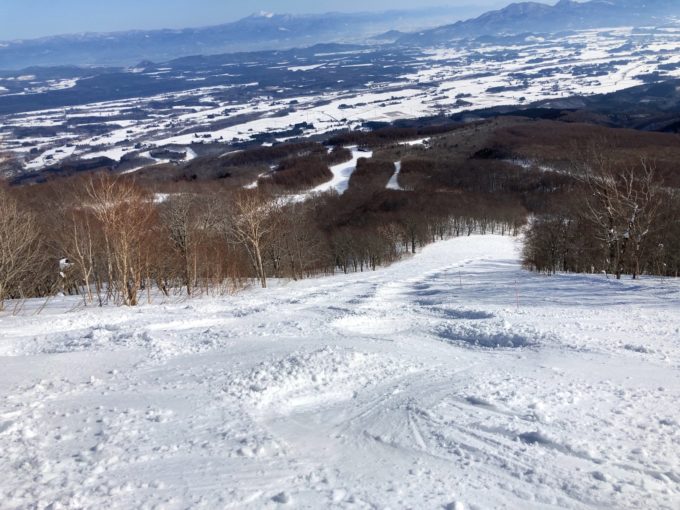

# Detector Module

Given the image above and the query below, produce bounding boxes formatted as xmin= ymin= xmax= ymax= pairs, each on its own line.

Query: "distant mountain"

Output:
xmin=398 ymin=0 xmax=680 ymax=44
xmin=0 ymin=7 xmax=478 ymax=70
xmin=4 ymin=1 xmax=679 ymax=71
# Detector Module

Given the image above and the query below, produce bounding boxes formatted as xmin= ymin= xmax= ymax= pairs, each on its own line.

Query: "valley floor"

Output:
xmin=1 ymin=236 xmax=679 ymax=509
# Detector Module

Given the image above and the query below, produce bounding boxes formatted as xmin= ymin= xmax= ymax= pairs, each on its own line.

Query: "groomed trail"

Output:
xmin=1 ymin=235 xmax=679 ymax=509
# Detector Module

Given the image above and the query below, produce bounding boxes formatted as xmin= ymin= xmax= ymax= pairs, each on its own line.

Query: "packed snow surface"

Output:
xmin=311 ymin=147 xmax=373 ymax=195
xmin=386 ymin=161 xmax=404 ymax=190
xmin=286 ymin=147 xmax=373 ymax=202
xmin=2 ymin=236 xmax=680 ymax=509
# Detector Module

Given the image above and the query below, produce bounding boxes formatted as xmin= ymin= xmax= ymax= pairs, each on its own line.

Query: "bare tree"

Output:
xmin=0 ymin=185 xmax=42 ymax=309
xmin=47 ymin=176 xmax=119 ymax=305
xmin=52 ymin=197 xmax=101 ymax=304
xmin=271 ymin=202 xmax=328 ymax=280
xmin=85 ymin=174 xmax=156 ymax=305
xmin=577 ymin=148 xmax=664 ymax=279
xmin=161 ymin=194 xmax=201 ymax=296
xmin=221 ymin=190 xmax=280 ymax=288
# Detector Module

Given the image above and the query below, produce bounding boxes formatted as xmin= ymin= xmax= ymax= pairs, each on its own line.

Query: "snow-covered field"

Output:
xmin=1 ymin=235 xmax=680 ymax=509
xmin=5 ymin=25 xmax=680 ymax=174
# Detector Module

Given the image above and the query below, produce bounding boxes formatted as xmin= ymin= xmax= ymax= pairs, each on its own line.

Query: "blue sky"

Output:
xmin=0 ymin=0 xmax=510 ymax=40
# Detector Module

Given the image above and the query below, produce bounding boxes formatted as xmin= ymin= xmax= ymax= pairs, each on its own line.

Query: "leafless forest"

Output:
xmin=1 ymin=118 xmax=679 ymax=309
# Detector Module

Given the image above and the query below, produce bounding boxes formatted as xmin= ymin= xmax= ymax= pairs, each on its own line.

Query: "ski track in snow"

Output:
xmin=1 ymin=235 xmax=680 ymax=509
xmin=286 ymin=147 xmax=372 ymax=203
xmin=312 ymin=147 xmax=373 ymax=195
xmin=386 ymin=161 xmax=403 ymax=191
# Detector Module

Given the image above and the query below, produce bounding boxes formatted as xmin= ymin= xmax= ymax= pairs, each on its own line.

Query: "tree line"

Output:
xmin=6 ymin=122 xmax=671 ymax=311
xmin=522 ymin=144 xmax=680 ymax=279
xmin=0 ymin=170 xmax=524 ymax=309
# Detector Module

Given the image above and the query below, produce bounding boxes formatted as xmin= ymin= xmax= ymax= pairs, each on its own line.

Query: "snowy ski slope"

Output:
xmin=1 ymin=235 xmax=679 ymax=509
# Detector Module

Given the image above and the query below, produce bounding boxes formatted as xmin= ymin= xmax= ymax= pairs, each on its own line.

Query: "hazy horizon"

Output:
xmin=0 ymin=0 xmax=512 ymax=41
